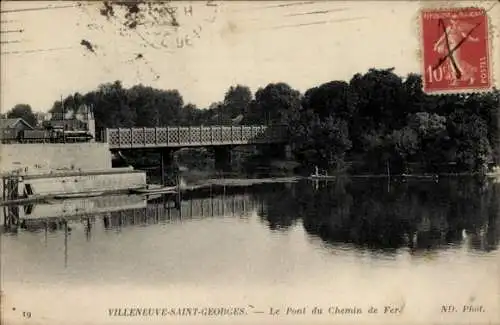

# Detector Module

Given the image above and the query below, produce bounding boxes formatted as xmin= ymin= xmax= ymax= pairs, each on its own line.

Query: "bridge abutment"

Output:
xmin=213 ymin=146 xmax=232 ymax=173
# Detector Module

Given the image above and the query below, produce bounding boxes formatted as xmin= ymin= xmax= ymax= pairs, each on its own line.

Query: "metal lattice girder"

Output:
xmin=178 ymin=127 xmax=189 ymax=144
xmin=201 ymin=127 xmax=212 ymax=142
xmin=144 ymin=128 xmax=156 ymax=145
xmin=157 ymin=128 xmax=167 ymax=144
xmin=105 ymin=125 xmax=285 ymax=148
xmin=166 ymin=127 xmax=178 ymax=144
xmin=221 ymin=127 xmax=232 ymax=143
xmin=131 ymin=129 xmax=144 ymax=145
xmin=189 ymin=127 xmax=201 ymax=143
xmin=212 ymin=126 xmax=222 ymax=143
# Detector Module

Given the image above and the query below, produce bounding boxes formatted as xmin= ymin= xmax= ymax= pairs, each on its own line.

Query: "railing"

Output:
xmin=104 ymin=125 xmax=287 ymax=149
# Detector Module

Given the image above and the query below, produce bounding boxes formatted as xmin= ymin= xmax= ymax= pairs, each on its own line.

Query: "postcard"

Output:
xmin=1 ymin=1 xmax=499 ymax=325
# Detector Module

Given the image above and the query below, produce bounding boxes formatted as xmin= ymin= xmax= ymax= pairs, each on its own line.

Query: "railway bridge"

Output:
xmin=0 ymin=123 xmax=291 ymax=184
xmin=102 ymin=125 xmax=290 ymax=179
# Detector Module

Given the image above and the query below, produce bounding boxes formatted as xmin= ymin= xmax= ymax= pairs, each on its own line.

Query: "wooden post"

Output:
xmin=64 ymin=220 xmax=68 ymax=268
xmin=2 ymin=177 xmax=5 ymax=202
xmin=160 ymin=150 xmax=166 ymax=186
xmin=386 ymin=160 xmax=391 ymax=193
xmin=176 ymin=173 xmax=181 ymax=210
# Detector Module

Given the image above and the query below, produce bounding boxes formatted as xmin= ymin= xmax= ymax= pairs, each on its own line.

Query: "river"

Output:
xmin=1 ymin=177 xmax=499 ymax=325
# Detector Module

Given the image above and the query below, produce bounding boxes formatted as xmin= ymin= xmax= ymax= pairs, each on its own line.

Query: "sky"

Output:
xmin=1 ymin=0 xmax=499 ymax=113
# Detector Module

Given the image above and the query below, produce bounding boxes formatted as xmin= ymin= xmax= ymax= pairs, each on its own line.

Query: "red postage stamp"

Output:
xmin=420 ymin=7 xmax=492 ymax=94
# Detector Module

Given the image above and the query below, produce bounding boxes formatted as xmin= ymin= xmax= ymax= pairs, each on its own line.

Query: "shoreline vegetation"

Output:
xmin=2 ymin=67 xmax=499 ymax=177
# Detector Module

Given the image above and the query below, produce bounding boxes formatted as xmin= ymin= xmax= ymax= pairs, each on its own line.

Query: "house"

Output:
xmin=0 ymin=118 xmax=34 ymax=141
xmin=45 ymin=105 xmax=94 ymax=131
xmin=34 ymin=112 xmax=50 ymax=126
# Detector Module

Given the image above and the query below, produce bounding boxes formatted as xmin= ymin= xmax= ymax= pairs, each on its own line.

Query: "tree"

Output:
xmin=49 ymin=81 xmax=191 ymax=129
xmin=463 ymin=90 xmax=500 ymax=166
xmin=204 ymin=101 xmax=232 ymax=125
xmin=155 ymin=89 xmax=184 ymax=126
xmin=223 ymin=85 xmax=252 ymax=119
xmin=316 ymin=117 xmax=352 ymax=171
xmin=127 ymin=85 xmax=158 ymax=126
xmin=179 ymin=103 xmax=204 ymax=126
xmin=387 ymin=126 xmax=419 ymax=172
xmin=447 ymin=111 xmax=492 ymax=171
xmin=40 ymin=71 xmax=499 ymax=175
xmin=302 ymin=80 xmax=358 ymax=121
xmin=288 ymin=105 xmax=352 ymax=172
xmin=247 ymin=82 xmax=302 ymax=125
xmin=6 ymin=104 xmax=37 ymax=127
xmin=349 ymin=68 xmax=407 ymax=152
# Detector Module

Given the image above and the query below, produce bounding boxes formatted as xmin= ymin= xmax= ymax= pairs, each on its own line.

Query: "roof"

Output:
xmin=0 ymin=118 xmax=34 ymax=129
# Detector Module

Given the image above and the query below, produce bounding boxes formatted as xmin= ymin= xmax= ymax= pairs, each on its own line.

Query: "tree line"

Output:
xmin=4 ymin=68 xmax=499 ymax=174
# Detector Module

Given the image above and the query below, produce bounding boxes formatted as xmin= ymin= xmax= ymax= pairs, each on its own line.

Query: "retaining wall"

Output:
xmin=0 ymin=143 xmax=112 ymax=174
xmin=19 ymin=171 xmax=146 ymax=197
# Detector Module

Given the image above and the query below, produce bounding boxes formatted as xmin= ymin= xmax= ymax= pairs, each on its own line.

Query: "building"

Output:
xmin=0 ymin=118 xmax=34 ymax=142
xmin=34 ymin=112 xmax=50 ymax=126
xmin=45 ymin=105 xmax=96 ymax=138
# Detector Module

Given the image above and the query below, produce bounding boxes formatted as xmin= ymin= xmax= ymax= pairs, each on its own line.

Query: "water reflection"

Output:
xmin=1 ymin=188 xmax=261 ymax=232
xmin=1 ymin=177 xmax=498 ymax=325
xmin=2 ymin=177 xmax=498 ymax=255
xmin=257 ymin=177 xmax=499 ymax=253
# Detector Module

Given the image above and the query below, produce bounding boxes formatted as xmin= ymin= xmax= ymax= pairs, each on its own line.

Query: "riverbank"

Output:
xmin=2 ymin=170 xmax=498 ymax=206
xmin=183 ymin=176 xmax=302 ymax=189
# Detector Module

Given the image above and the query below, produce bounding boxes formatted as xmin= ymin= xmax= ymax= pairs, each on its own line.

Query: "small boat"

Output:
xmin=308 ymin=166 xmax=335 ymax=180
xmin=486 ymin=169 xmax=500 ymax=182
xmin=130 ymin=185 xmax=178 ymax=195
xmin=53 ymin=191 xmax=104 ymax=199
xmin=401 ymin=174 xmax=439 ymax=181
xmin=308 ymin=175 xmax=336 ymax=180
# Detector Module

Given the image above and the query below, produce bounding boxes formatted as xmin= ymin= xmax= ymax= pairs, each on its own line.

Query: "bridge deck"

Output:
xmin=104 ymin=125 xmax=287 ymax=149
